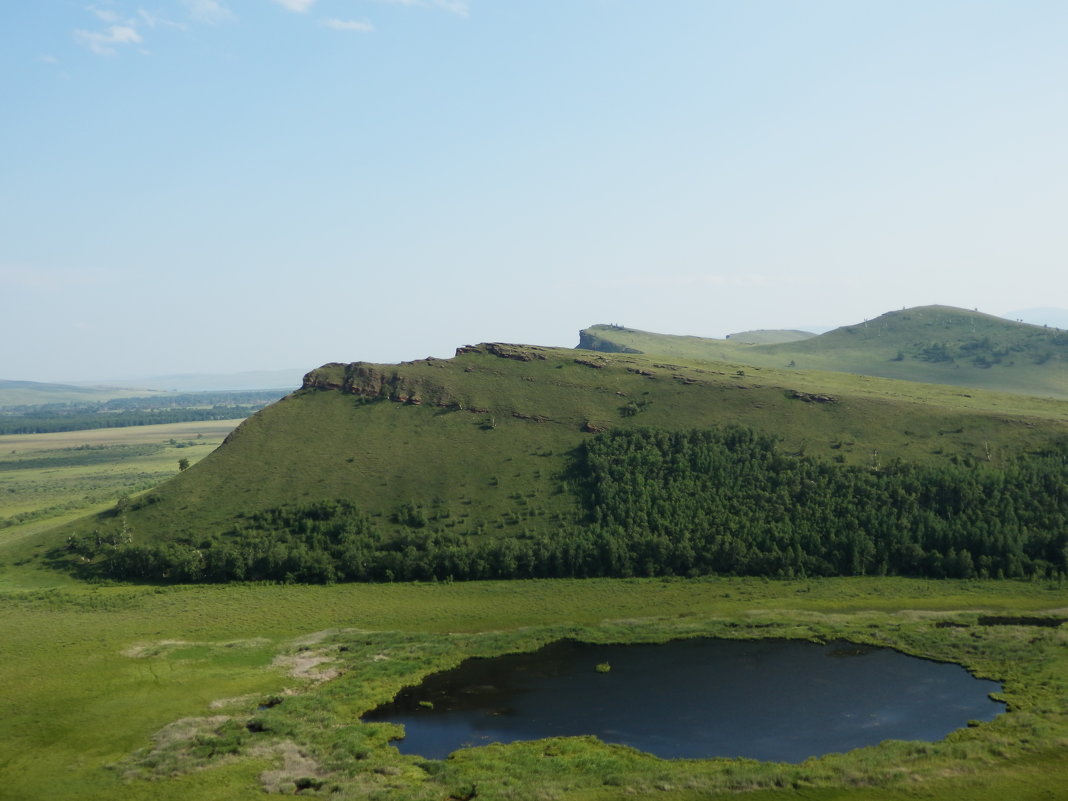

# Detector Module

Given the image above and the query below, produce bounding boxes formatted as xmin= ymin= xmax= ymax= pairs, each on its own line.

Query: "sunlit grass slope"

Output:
xmin=54 ymin=340 xmax=1068 ymax=561
xmin=581 ymin=305 xmax=1068 ymax=399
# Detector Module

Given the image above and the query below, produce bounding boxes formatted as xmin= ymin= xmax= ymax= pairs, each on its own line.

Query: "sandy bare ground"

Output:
xmin=272 ymin=651 xmax=341 ymax=682
xmin=256 ymin=741 xmax=325 ymax=793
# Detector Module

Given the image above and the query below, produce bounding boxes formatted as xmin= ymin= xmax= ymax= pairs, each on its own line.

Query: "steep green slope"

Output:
xmin=580 ymin=306 xmax=1068 ymax=398
xmin=50 ymin=342 xmax=1068 ymax=582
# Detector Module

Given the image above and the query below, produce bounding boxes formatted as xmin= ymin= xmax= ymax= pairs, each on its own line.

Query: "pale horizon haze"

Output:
xmin=3 ymin=1 xmax=1068 ymax=383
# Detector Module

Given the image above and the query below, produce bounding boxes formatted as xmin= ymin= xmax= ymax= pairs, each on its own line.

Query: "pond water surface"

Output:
xmin=365 ymin=638 xmax=1004 ymax=761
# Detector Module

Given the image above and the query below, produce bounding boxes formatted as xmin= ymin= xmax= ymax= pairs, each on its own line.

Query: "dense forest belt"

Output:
xmin=83 ymin=425 xmax=1068 ymax=583
xmin=576 ymin=427 xmax=1068 ymax=579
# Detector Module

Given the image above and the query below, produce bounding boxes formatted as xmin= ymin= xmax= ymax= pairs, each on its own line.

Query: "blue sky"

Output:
xmin=3 ymin=1 xmax=1068 ymax=382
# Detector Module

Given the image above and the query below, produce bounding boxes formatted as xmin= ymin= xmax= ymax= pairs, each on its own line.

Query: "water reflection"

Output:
xmin=365 ymin=638 xmax=1004 ymax=761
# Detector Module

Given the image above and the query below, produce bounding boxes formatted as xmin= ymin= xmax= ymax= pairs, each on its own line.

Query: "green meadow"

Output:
xmin=1 ymin=575 xmax=1067 ymax=800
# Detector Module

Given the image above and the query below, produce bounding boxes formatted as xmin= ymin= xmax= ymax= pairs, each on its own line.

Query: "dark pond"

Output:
xmin=364 ymin=638 xmax=1004 ymax=762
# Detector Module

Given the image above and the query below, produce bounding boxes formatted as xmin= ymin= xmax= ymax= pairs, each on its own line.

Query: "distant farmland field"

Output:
xmin=0 ymin=420 xmax=242 ymax=555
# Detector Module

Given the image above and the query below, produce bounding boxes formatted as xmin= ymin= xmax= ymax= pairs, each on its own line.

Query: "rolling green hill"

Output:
xmin=45 ymin=340 xmax=1068 ymax=583
xmin=580 ymin=306 xmax=1068 ymax=398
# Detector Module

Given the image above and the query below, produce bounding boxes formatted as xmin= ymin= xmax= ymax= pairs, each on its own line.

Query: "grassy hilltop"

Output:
xmin=581 ymin=305 xmax=1068 ymax=399
xmin=45 ymin=338 xmax=1068 ymax=583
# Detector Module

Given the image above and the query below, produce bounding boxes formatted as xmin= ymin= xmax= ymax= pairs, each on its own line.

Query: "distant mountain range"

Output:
xmin=580 ymin=305 xmax=1068 ymax=400
xmin=77 ymin=369 xmax=305 ymax=393
xmin=0 ymin=380 xmax=171 ymax=407
xmin=0 ymin=370 xmax=304 ymax=407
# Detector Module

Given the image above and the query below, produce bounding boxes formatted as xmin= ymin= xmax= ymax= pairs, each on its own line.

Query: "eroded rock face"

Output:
xmin=301 ymin=363 xmax=347 ymax=391
xmin=300 ymin=343 xmax=553 ymax=407
xmin=302 ymin=363 xmax=451 ymax=406
xmin=574 ymin=357 xmax=607 ymax=369
xmin=455 ymin=343 xmax=550 ymax=361
xmin=789 ymin=391 xmax=838 ymax=404
xmin=577 ymin=330 xmax=642 ymax=354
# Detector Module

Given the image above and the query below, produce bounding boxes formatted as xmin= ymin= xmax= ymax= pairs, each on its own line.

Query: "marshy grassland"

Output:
xmin=1 ymin=576 xmax=1066 ymax=800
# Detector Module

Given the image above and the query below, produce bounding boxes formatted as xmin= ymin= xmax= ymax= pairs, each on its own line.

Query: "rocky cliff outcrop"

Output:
xmin=302 ymin=363 xmax=455 ymax=406
xmin=577 ymin=330 xmax=642 ymax=354
xmin=301 ymin=343 xmax=556 ymax=407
